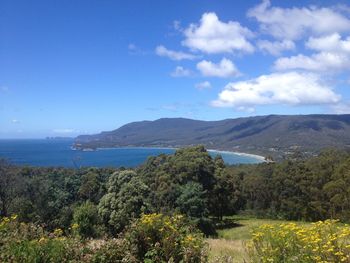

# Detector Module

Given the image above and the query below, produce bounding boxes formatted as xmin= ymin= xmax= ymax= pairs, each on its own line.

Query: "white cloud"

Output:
xmin=195 ymin=81 xmax=211 ymax=90
xmin=173 ymin=20 xmax=182 ymax=31
xmin=257 ymin=39 xmax=295 ymax=56
xmin=128 ymin=43 xmax=147 ymax=55
xmin=170 ymin=66 xmax=192 ymax=77
xmin=197 ymin=58 xmax=240 ymax=78
xmin=11 ymin=119 xmax=20 ymax=124
xmin=306 ymin=33 xmax=350 ymax=54
xmin=155 ymin=45 xmax=198 ymax=61
xmin=248 ymin=0 xmax=350 ymax=40
xmin=237 ymin=106 xmax=256 ymax=113
xmin=182 ymin=12 xmax=254 ymax=54
xmin=211 ymin=72 xmax=340 ymax=109
xmin=274 ymin=34 xmax=350 ymax=72
xmin=330 ymin=102 xmax=350 ymax=114
xmin=274 ymin=52 xmax=350 ymax=72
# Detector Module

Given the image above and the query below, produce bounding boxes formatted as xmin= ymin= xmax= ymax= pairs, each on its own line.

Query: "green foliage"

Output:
xmin=0 ymin=215 xmax=87 ymax=262
xmin=176 ymin=182 xmax=216 ymax=235
xmin=176 ymin=182 xmax=208 ymax=219
xmin=124 ymin=213 xmax=208 ymax=263
xmin=98 ymin=170 xmax=151 ymax=235
xmin=0 ymin=160 xmax=23 ymax=217
xmin=90 ymin=239 xmax=136 ymax=263
xmin=247 ymin=220 xmax=350 ymax=263
xmin=73 ymin=201 xmax=99 ymax=239
xmin=3 ymin=146 xmax=350 ymax=241
xmin=139 ymin=146 xmax=220 ymax=235
xmin=78 ymin=170 xmax=104 ymax=203
xmin=210 ymin=163 xmax=242 ymax=221
xmin=230 ymin=149 xmax=350 ymax=222
xmin=0 ymin=213 xmax=208 ymax=263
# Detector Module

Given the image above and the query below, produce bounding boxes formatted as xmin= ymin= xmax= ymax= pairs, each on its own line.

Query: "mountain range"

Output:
xmin=74 ymin=114 xmax=350 ymax=159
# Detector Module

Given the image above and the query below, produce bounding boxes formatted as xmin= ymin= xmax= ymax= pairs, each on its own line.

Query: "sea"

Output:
xmin=0 ymin=139 xmax=263 ymax=168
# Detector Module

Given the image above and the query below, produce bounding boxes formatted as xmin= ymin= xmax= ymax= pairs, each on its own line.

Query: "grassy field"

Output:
xmin=207 ymin=216 xmax=309 ymax=262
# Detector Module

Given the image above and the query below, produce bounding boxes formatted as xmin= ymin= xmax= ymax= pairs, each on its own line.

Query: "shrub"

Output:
xmin=73 ymin=201 xmax=99 ymax=239
xmin=124 ymin=213 xmax=208 ymax=263
xmin=1 ymin=213 xmax=208 ymax=263
xmin=247 ymin=220 xmax=350 ymax=262
xmin=0 ymin=215 xmax=88 ymax=262
xmin=90 ymin=239 xmax=137 ymax=263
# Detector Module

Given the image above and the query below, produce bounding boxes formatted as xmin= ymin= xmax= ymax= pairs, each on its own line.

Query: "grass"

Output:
xmin=207 ymin=238 xmax=246 ymax=262
xmin=207 ymin=216 xmax=310 ymax=262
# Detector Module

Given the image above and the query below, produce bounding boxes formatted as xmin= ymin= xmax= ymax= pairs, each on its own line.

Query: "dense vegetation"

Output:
xmin=2 ymin=146 xmax=350 ymax=234
xmin=2 ymin=146 xmax=350 ymax=261
xmin=74 ymin=114 xmax=350 ymax=159
xmin=248 ymin=220 xmax=350 ymax=262
xmin=0 ymin=213 xmax=206 ymax=262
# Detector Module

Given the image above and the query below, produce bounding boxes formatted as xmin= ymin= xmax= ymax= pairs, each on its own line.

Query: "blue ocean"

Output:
xmin=0 ymin=139 xmax=263 ymax=167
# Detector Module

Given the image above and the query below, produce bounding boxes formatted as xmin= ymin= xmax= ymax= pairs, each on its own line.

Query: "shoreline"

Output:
xmin=207 ymin=149 xmax=266 ymax=162
xmin=73 ymin=145 xmax=266 ymax=163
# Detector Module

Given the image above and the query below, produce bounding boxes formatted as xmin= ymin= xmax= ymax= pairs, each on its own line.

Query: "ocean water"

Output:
xmin=0 ymin=139 xmax=263 ymax=168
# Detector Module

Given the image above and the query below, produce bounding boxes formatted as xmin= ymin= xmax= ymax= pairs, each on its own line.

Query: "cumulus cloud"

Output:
xmin=155 ymin=45 xmax=198 ymax=61
xmin=257 ymin=39 xmax=295 ymax=56
xmin=211 ymin=72 xmax=340 ymax=109
xmin=195 ymin=81 xmax=211 ymax=90
xmin=182 ymin=12 xmax=254 ymax=54
xmin=248 ymin=0 xmax=350 ymax=40
xmin=170 ymin=66 xmax=192 ymax=77
xmin=274 ymin=33 xmax=350 ymax=72
xmin=274 ymin=52 xmax=350 ymax=72
xmin=306 ymin=33 xmax=350 ymax=54
xmin=197 ymin=58 xmax=240 ymax=78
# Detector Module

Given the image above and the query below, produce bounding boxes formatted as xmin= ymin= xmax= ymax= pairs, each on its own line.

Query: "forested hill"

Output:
xmin=74 ymin=114 xmax=350 ymax=158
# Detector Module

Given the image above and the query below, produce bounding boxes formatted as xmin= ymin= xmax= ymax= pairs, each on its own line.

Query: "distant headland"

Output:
xmin=74 ymin=114 xmax=350 ymax=160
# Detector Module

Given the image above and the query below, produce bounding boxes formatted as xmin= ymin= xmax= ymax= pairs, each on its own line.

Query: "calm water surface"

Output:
xmin=0 ymin=139 xmax=262 ymax=167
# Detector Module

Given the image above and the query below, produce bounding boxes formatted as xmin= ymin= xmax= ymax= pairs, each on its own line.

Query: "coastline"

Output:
xmin=207 ymin=149 xmax=266 ymax=162
xmin=73 ymin=144 xmax=266 ymax=163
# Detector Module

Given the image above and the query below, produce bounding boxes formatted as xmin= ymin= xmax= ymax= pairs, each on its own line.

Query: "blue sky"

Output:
xmin=1 ymin=0 xmax=350 ymax=138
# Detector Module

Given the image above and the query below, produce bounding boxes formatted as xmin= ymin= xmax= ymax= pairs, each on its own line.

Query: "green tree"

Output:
xmin=98 ymin=170 xmax=151 ymax=235
xmin=0 ymin=160 xmax=23 ymax=217
xmin=73 ymin=201 xmax=99 ymax=238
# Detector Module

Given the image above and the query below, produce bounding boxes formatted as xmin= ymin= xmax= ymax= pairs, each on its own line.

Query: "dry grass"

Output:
xmin=207 ymin=238 xmax=247 ymax=263
xmin=207 ymin=216 xmax=309 ymax=262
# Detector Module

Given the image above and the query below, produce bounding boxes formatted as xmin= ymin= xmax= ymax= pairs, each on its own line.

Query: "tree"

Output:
xmin=78 ymin=170 xmax=101 ymax=203
xmin=73 ymin=201 xmax=99 ymax=238
xmin=98 ymin=170 xmax=151 ymax=235
xmin=176 ymin=182 xmax=208 ymax=219
xmin=0 ymin=160 xmax=23 ymax=217
xmin=210 ymin=168 xmax=242 ymax=221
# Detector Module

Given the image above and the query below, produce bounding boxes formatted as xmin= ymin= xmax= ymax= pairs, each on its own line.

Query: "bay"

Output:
xmin=0 ymin=139 xmax=263 ymax=167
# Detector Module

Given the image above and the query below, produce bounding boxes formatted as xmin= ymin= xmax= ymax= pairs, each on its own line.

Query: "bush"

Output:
xmin=90 ymin=239 xmax=136 ymax=263
xmin=124 ymin=213 xmax=208 ymax=263
xmin=247 ymin=219 xmax=350 ymax=262
xmin=1 ymin=213 xmax=208 ymax=263
xmin=73 ymin=201 xmax=99 ymax=239
xmin=0 ymin=215 xmax=88 ymax=262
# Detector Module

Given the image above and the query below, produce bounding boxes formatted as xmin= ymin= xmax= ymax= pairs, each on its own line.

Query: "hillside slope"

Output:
xmin=74 ymin=114 xmax=350 ymax=158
